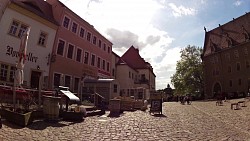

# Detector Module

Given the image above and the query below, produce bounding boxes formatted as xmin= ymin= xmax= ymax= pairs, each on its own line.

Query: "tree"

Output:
xmin=171 ymin=45 xmax=204 ymax=98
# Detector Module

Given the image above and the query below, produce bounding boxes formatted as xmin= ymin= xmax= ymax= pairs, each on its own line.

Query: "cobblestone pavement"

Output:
xmin=1 ymin=98 xmax=250 ymax=141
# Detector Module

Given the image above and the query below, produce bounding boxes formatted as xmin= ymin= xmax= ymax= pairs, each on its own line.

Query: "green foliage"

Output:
xmin=171 ymin=45 xmax=204 ymax=97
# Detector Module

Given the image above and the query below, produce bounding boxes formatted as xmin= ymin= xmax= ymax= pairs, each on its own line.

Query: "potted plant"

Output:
xmin=1 ymin=96 xmax=34 ymax=127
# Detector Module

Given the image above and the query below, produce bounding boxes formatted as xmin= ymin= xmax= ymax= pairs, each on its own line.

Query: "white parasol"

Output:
xmin=15 ymin=27 xmax=30 ymax=86
xmin=13 ymin=27 xmax=30 ymax=111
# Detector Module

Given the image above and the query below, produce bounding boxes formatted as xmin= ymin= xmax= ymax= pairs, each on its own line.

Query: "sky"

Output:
xmin=59 ymin=0 xmax=250 ymax=90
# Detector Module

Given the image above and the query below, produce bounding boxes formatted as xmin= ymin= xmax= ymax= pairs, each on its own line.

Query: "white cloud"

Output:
xmin=234 ymin=0 xmax=242 ymax=6
xmin=168 ymin=3 xmax=197 ymax=17
xmin=59 ymin=0 xmax=178 ymax=89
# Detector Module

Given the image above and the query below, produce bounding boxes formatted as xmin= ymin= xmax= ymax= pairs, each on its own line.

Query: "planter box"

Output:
xmin=1 ymin=109 xmax=33 ymax=127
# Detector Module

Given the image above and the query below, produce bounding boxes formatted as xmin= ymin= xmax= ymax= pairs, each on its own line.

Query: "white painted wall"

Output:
xmin=0 ymin=7 xmax=56 ymax=87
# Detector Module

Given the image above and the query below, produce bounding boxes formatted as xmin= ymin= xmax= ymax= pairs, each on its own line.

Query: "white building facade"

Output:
xmin=0 ymin=0 xmax=58 ymax=88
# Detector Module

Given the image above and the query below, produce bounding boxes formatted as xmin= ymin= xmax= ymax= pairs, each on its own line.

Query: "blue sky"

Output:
xmin=59 ymin=0 xmax=250 ymax=90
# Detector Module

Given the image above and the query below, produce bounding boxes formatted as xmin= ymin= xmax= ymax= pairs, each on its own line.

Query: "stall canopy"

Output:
xmin=60 ymin=90 xmax=80 ymax=101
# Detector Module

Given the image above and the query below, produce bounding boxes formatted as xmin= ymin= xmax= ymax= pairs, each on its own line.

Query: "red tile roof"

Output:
xmin=121 ymin=46 xmax=150 ymax=69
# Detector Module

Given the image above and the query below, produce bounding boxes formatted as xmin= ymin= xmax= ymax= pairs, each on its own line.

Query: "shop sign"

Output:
xmin=6 ymin=45 xmax=38 ymax=63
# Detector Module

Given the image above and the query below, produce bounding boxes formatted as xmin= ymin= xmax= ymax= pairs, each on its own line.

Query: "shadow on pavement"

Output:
xmin=152 ymin=114 xmax=167 ymax=118
xmin=1 ymin=120 xmax=23 ymax=129
xmin=27 ymin=119 xmax=84 ymax=130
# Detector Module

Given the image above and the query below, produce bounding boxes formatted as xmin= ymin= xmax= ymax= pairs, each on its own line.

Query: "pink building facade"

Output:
xmin=47 ymin=0 xmax=112 ymax=93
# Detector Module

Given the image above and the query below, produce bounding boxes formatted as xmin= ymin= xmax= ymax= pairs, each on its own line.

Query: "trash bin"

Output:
xmin=109 ymin=99 xmax=121 ymax=115
xmin=43 ymin=96 xmax=61 ymax=120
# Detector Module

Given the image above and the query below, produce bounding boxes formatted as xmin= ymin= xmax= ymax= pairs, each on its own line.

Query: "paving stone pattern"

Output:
xmin=1 ymin=98 xmax=250 ymax=141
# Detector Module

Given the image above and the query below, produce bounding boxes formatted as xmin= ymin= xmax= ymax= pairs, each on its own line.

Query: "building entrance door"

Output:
xmin=30 ymin=71 xmax=41 ymax=89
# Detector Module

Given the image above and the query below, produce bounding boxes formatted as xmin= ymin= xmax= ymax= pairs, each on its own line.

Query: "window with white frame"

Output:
xmin=63 ymin=16 xmax=70 ymax=29
xmin=93 ymin=36 xmax=97 ymax=45
xmin=97 ymin=57 xmax=101 ymax=68
xmin=102 ymin=60 xmax=105 ymax=70
xmin=91 ymin=54 xmax=96 ymax=66
xmin=246 ymin=60 xmax=250 ymax=69
xmin=98 ymin=40 xmax=102 ymax=48
xmin=53 ymin=73 xmax=61 ymax=88
xmin=10 ymin=66 xmax=15 ymax=82
xmin=244 ymin=47 xmax=248 ymax=56
xmin=8 ymin=20 xmax=28 ymax=38
xmin=114 ymin=84 xmax=118 ymax=93
xmin=74 ymin=77 xmax=80 ymax=93
xmin=71 ymin=22 xmax=78 ymax=33
xmin=65 ymin=75 xmax=71 ymax=88
xmin=67 ymin=44 xmax=74 ymax=59
xmin=38 ymin=32 xmax=47 ymax=46
xmin=234 ymin=50 xmax=239 ymax=58
xmin=103 ymin=43 xmax=106 ymax=51
xmin=107 ymin=62 xmax=110 ymax=71
xmin=87 ymin=32 xmax=91 ymax=42
xmin=76 ymin=48 xmax=82 ymax=62
xmin=236 ymin=62 xmax=241 ymax=71
xmin=84 ymin=52 xmax=89 ymax=64
xmin=108 ymin=46 xmax=111 ymax=53
xmin=79 ymin=27 xmax=85 ymax=38
xmin=0 ymin=64 xmax=8 ymax=81
xmin=57 ymin=39 xmax=65 ymax=56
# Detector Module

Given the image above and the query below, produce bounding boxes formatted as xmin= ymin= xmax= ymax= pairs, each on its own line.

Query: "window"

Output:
xmin=225 ymin=53 xmax=231 ymax=61
xmin=74 ymin=78 xmax=80 ymax=93
xmin=65 ymin=75 xmax=71 ymax=88
xmin=228 ymin=66 xmax=232 ymax=73
xmin=141 ymin=74 xmax=146 ymax=81
xmin=8 ymin=20 xmax=28 ymax=38
xmin=9 ymin=21 xmax=19 ymax=36
xmin=246 ymin=61 xmax=250 ymax=69
xmin=53 ymin=73 xmax=61 ymax=88
xmin=76 ymin=48 xmax=82 ymax=62
xmin=103 ymin=43 xmax=106 ymax=51
xmin=91 ymin=54 xmax=96 ymax=66
xmin=67 ymin=44 xmax=74 ymax=59
xmin=38 ymin=32 xmax=47 ymax=46
xmin=71 ymin=22 xmax=78 ymax=33
xmin=229 ymin=80 xmax=233 ymax=87
xmin=63 ymin=16 xmax=70 ymax=29
xmin=97 ymin=57 xmax=101 ymax=68
xmin=102 ymin=60 xmax=105 ymax=70
xmin=108 ymin=46 xmax=111 ymax=53
xmin=238 ymin=79 xmax=242 ymax=86
xmin=107 ymin=62 xmax=110 ymax=71
xmin=93 ymin=36 xmax=97 ymax=45
xmin=0 ymin=64 xmax=8 ymax=81
xmin=234 ymin=50 xmax=239 ymax=58
xmin=129 ymin=72 xmax=131 ymax=78
xmin=236 ymin=62 xmax=241 ymax=71
xmin=10 ymin=66 xmax=15 ymax=82
xmin=98 ymin=40 xmax=102 ymax=48
xmin=57 ymin=39 xmax=65 ymax=56
xmin=84 ymin=52 xmax=89 ymax=64
xmin=87 ymin=32 xmax=91 ymax=42
xmin=112 ymin=69 xmax=115 ymax=77
xmin=114 ymin=84 xmax=118 ymax=93
xmin=244 ymin=47 xmax=248 ymax=56
xmin=79 ymin=27 xmax=85 ymax=38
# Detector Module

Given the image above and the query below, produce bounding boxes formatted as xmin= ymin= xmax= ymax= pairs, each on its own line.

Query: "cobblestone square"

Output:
xmin=1 ymin=98 xmax=250 ymax=141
